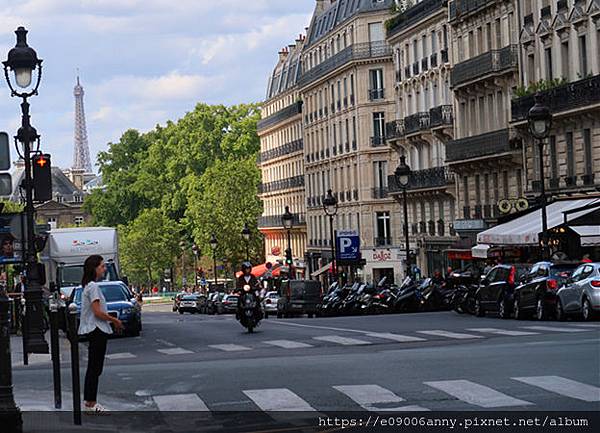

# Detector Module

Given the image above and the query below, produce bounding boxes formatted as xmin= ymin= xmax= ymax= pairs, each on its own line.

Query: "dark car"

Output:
xmin=277 ymin=280 xmax=322 ymax=318
xmin=513 ymin=262 xmax=578 ymax=320
xmin=475 ymin=264 xmax=530 ymax=318
xmin=205 ymin=292 xmax=224 ymax=315
xmin=178 ymin=294 xmax=206 ymax=314
xmin=172 ymin=292 xmax=186 ymax=312
xmin=218 ymin=295 xmax=239 ymax=314
xmin=71 ymin=282 xmax=142 ymax=337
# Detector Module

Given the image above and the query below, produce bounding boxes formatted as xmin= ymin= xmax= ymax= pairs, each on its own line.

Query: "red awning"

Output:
xmin=235 ymin=263 xmax=280 ymax=278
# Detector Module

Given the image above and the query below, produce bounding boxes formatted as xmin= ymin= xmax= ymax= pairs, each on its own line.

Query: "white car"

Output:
xmin=262 ymin=291 xmax=279 ymax=317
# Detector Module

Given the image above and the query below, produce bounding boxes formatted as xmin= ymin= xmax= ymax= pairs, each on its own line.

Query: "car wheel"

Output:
xmin=582 ymin=298 xmax=594 ymax=321
xmin=556 ymin=300 xmax=566 ymax=322
xmin=536 ymin=298 xmax=547 ymax=321
xmin=475 ymin=296 xmax=485 ymax=317
xmin=513 ymin=297 xmax=525 ymax=320
xmin=498 ymin=296 xmax=510 ymax=319
xmin=179 ymin=310 xmax=184 ymax=315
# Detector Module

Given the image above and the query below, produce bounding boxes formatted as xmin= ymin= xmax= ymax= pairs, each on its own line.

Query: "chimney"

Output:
xmin=67 ymin=168 xmax=85 ymax=190
xmin=278 ymin=48 xmax=288 ymax=62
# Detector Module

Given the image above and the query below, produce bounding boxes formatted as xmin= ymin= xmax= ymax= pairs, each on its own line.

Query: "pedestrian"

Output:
xmin=79 ymin=255 xmax=124 ymax=413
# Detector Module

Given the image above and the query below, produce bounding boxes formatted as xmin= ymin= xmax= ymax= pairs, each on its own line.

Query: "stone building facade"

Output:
xmin=258 ymin=38 xmax=308 ymax=273
xmin=512 ymin=0 xmax=600 ymax=199
xmin=386 ymin=0 xmax=458 ymax=276
xmin=299 ymin=0 xmax=401 ymax=284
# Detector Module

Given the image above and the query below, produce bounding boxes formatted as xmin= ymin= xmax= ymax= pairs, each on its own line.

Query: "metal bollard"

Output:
xmin=49 ymin=285 xmax=61 ymax=409
xmin=20 ymin=297 xmax=28 ymax=366
xmin=67 ymin=303 xmax=81 ymax=426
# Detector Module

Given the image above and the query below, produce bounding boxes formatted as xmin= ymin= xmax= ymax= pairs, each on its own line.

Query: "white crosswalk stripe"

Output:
xmin=157 ymin=347 xmax=194 ymax=355
xmin=243 ymin=388 xmax=316 ymax=411
xmin=313 ymin=335 xmax=372 ymax=345
xmin=106 ymin=352 xmax=137 ymax=360
xmin=466 ymin=328 xmax=539 ymax=336
xmin=209 ymin=344 xmax=252 ymax=352
xmin=424 ymin=380 xmax=532 ymax=408
xmin=366 ymin=332 xmax=427 ymax=342
xmin=417 ymin=330 xmax=483 ymax=340
xmin=153 ymin=394 xmax=209 ymax=411
xmin=568 ymin=324 xmax=600 ymax=328
xmin=512 ymin=376 xmax=600 ymax=402
xmin=522 ymin=326 xmax=589 ymax=333
xmin=263 ymin=340 xmax=313 ymax=349
xmin=334 ymin=384 xmax=429 ymax=411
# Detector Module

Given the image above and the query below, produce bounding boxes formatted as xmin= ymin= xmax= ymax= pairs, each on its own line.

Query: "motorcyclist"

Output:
xmin=235 ymin=262 xmax=262 ymax=320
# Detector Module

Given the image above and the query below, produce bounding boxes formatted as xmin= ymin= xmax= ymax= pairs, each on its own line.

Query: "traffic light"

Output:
xmin=32 ymin=153 xmax=52 ymax=202
xmin=285 ymin=248 xmax=293 ymax=266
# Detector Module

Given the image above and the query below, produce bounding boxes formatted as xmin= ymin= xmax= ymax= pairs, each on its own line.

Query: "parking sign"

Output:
xmin=336 ymin=230 xmax=360 ymax=261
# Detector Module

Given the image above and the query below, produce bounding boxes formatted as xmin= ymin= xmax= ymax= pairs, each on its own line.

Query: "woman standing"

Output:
xmin=78 ymin=255 xmax=123 ymax=413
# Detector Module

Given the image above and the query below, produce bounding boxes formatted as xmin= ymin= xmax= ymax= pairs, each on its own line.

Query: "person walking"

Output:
xmin=78 ymin=255 xmax=124 ymax=413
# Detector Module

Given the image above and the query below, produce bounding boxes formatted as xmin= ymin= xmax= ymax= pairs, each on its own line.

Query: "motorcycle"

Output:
xmin=238 ymin=285 xmax=262 ymax=333
xmin=393 ymin=276 xmax=421 ymax=313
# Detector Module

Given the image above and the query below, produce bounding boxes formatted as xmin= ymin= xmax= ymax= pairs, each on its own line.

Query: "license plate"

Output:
xmin=292 ymin=304 xmax=301 ymax=308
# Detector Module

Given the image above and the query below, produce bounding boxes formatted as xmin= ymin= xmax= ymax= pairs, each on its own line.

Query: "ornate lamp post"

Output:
xmin=209 ymin=234 xmax=218 ymax=289
xmin=395 ymin=155 xmax=411 ymax=277
xmin=179 ymin=240 xmax=187 ymax=290
xmin=282 ymin=206 xmax=294 ymax=269
xmin=241 ymin=223 xmax=251 ymax=262
xmin=528 ymin=94 xmax=552 ymax=260
xmin=191 ymin=244 xmax=199 ymax=288
xmin=323 ymin=190 xmax=338 ymax=281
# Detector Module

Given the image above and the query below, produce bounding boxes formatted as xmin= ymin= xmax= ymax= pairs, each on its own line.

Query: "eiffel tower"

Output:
xmin=72 ymin=74 xmax=93 ymax=173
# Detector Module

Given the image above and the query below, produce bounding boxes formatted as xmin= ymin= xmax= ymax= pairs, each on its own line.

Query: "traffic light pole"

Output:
xmin=17 ymin=97 xmax=48 ymax=355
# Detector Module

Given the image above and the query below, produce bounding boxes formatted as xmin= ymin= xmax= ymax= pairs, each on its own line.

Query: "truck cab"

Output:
xmin=277 ymin=279 xmax=322 ymax=318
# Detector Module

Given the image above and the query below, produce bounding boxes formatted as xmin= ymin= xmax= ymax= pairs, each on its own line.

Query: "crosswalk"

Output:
xmin=144 ymin=375 xmax=599 ymax=413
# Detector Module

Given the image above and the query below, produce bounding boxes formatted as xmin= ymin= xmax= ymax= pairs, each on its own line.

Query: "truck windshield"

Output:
xmin=61 ymin=263 xmax=119 ymax=287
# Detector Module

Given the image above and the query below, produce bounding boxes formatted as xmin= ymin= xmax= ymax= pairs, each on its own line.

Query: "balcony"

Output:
xmin=374 ymin=237 xmax=393 ymax=247
xmin=511 ymin=74 xmax=600 ymax=122
xmin=450 ymin=45 xmax=518 ymax=88
xmin=259 ymin=139 xmax=303 ymax=163
xmin=369 ymin=88 xmax=385 ymax=100
xmin=446 ymin=129 xmax=512 ymax=162
xmin=258 ymin=213 xmax=306 ymax=228
xmin=372 ymin=187 xmax=389 ymax=199
xmin=404 ymin=112 xmax=430 ymax=135
xmin=387 ymin=0 xmax=446 ymax=38
xmin=257 ymin=101 xmax=303 ymax=131
xmin=449 ymin=0 xmax=498 ymax=22
xmin=298 ymin=41 xmax=392 ymax=86
xmin=430 ymin=53 xmax=438 ymax=68
xmin=259 ymin=175 xmax=305 ymax=194
xmin=385 ymin=120 xmax=405 ymax=141
xmin=370 ymin=135 xmax=387 ymax=147
xmin=388 ymin=166 xmax=453 ymax=193
xmin=429 ymin=105 xmax=453 ymax=128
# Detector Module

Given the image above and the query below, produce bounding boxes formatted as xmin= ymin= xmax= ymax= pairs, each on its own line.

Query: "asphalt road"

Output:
xmin=11 ymin=308 xmax=600 ymax=418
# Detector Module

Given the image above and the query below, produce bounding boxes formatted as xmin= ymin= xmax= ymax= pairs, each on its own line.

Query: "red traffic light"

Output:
xmin=35 ymin=155 xmax=49 ymax=167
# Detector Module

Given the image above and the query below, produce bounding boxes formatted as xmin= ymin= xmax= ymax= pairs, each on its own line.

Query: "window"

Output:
xmin=566 ymin=132 xmax=575 ymax=177
xmin=494 ymin=18 xmax=502 ymax=50
xmin=372 ymin=112 xmax=385 ymax=139
xmin=549 ymin=135 xmax=558 ymax=180
xmin=373 ymin=161 xmax=388 ymax=189
xmin=376 ymin=212 xmax=391 ymax=243
xmin=368 ymin=22 xmax=384 ymax=42
xmin=457 ymin=36 xmax=463 ymax=62
xmin=527 ymin=54 xmax=535 ymax=83
xmin=561 ymin=41 xmax=570 ymax=80
xmin=579 ymin=35 xmax=588 ymax=76
xmin=431 ymin=30 xmax=437 ymax=54
xmin=584 ymin=129 xmax=592 ymax=176
xmin=485 ymin=23 xmax=492 ymax=51
xmin=468 ymin=31 xmax=475 ymax=58
xmin=545 ymin=47 xmax=553 ymax=80
xmin=74 ymin=216 xmax=84 ymax=227
xmin=369 ymin=69 xmax=384 ymax=99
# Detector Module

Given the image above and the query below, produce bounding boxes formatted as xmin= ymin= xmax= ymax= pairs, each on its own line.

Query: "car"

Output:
xmin=513 ymin=262 xmax=578 ymax=320
xmin=172 ymin=292 xmax=186 ymax=312
xmin=556 ymin=262 xmax=600 ymax=321
xmin=277 ymin=280 xmax=322 ymax=318
xmin=474 ymin=264 xmax=530 ymax=318
xmin=178 ymin=294 xmax=205 ymax=314
xmin=261 ymin=291 xmax=279 ymax=317
xmin=217 ymin=295 xmax=239 ymax=314
xmin=206 ymin=292 xmax=225 ymax=315
xmin=71 ymin=281 xmax=143 ymax=337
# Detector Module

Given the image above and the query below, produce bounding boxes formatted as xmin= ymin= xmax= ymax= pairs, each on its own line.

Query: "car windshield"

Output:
xmin=550 ymin=265 xmax=578 ymax=283
xmin=182 ymin=296 xmax=197 ymax=300
xmin=74 ymin=284 xmax=128 ymax=304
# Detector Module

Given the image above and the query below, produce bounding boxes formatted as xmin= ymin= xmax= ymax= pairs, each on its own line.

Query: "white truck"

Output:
xmin=41 ymin=227 xmax=123 ymax=292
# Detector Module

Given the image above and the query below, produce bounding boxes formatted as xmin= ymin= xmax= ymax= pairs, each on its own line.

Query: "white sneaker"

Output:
xmin=83 ymin=403 xmax=108 ymax=414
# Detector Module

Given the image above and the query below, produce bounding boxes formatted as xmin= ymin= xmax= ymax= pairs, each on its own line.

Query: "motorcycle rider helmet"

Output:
xmin=241 ymin=261 xmax=253 ymax=273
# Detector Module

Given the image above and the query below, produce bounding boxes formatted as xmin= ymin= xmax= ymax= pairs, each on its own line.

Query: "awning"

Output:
xmin=310 ymin=262 xmax=332 ymax=278
xmin=472 ymin=244 xmax=491 ymax=259
xmin=570 ymin=226 xmax=600 ymax=246
xmin=235 ymin=262 xmax=280 ymax=278
xmin=477 ymin=198 xmax=600 ymax=246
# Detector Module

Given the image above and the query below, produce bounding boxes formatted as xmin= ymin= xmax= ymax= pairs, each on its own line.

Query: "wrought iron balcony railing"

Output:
xmin=258 ymin=213 xmax=306 ymax=228
xmin=450 ymin=45 xmax=518 ymax=87
xmin=404 ymin=112 xmax=430 ymax=135
xmin=429 ymin=105 xmax=453 ymax=127
xmin=511 ymin=74 xmax=600 ymax=121
xmin=298 ymin=42 xmax=392 ymax=86
xmin=385 ymin=120 xmax=405 ymax=141
xmin=446 ymin=129 xmax=512 ymax=162
xmin=387 ymin=0 xmax=446 ymax=38
xmin=374 ymin=237 xmax=393 ymax=247
xmin=257 ymin=101 xmax=303 ymax=131
xmin=449 ymin=0 xmax=497 ymax=22
xmin=369 ymin=88 xmax=385 ymax=100
xmin=370 ymin=135 xmax=387 ymax=147
xmin=259 ymin=175 xmax=305 ymax=194
xmin=388 ymin=166 xmax=453 ymax=192
xmin=372 ymin=187 xmax=389 ymax=199
xmin=259 ymin=139 xmax=303 ymax=163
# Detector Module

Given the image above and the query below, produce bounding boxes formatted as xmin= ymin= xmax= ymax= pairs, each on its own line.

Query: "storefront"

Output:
xmin=363 ymin=248 xmax=405 ymax=285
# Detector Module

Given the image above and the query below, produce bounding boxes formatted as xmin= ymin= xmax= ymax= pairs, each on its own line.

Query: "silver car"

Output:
xmin=262 ymin=291 xmax=279 ymax=316
xmin=556 ymin=263 xmax=600 ymax=321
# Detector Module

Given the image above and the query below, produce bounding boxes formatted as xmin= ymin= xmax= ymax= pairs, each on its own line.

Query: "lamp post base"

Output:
xmin=0 ymin=296 xmax=23 ymax=433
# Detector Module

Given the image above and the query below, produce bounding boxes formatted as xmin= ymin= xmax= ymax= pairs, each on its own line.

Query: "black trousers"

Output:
xmin=84 ymin=328 xmax=109 ymax=402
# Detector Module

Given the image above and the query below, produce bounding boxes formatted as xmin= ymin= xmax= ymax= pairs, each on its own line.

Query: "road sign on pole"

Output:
xmin=336 ymin=230 xmax=360 ymax=261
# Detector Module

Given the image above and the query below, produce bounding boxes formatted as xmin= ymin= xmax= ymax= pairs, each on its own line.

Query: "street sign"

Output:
xmin=336 ymin=230 xmax=360 ymax=261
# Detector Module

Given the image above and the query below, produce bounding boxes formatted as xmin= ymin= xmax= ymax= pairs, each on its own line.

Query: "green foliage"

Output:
xmin=119 ymin=209 xmax=181 ymax=286
xmin=0 ymin=200 xmax=24 ymax=213
xmin=514 ymin=77 xmax=568 ymax=98
xmin=385 ymin=0 xmax=414 ymax=31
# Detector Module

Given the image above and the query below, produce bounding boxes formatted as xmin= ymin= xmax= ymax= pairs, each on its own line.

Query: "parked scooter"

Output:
xmin=393 ymin=276 xmax=421 ymax=313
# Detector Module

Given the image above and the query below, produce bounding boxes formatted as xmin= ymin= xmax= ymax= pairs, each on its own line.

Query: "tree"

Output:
xmin=0 ymin=200 xmax=24 ymax=213
xmin=119 ymin=209 xmax=180 ymax=287
xmin=186 ymin=157 xmax=263 ymax=270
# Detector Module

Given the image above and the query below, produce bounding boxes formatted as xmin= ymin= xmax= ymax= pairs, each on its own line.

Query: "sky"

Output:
xmin=0 ymin=0 xmax=314 ymax=172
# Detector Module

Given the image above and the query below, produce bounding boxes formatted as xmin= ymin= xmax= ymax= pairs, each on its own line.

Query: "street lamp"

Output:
xmin=282 ymin=206 xmax=294 ymax=269
xmin=191 ymin=244 xmax=199 ymax=288
xmin=241 ymin=223 xmax=251 ymax=262
xmin=323 ymin=190 xmax=338 ymax=281
xmin=179 ymin=240 xmax=187 ymax=290
xmin=209 ymin=233 xmax=218 ymax=289
xmin=1 ymin=25 xmax=45 ymax=433
xmin=395 ymin=155 xmax=411 ymax=278
xmin=528 ymin=94 xmax=552 ymax=260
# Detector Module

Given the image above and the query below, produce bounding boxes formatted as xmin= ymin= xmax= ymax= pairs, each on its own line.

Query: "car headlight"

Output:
xmin=191 ymin=302 xmax=197 ymax=307
xmin=121 ymin=308 xmax=132 ymax=315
